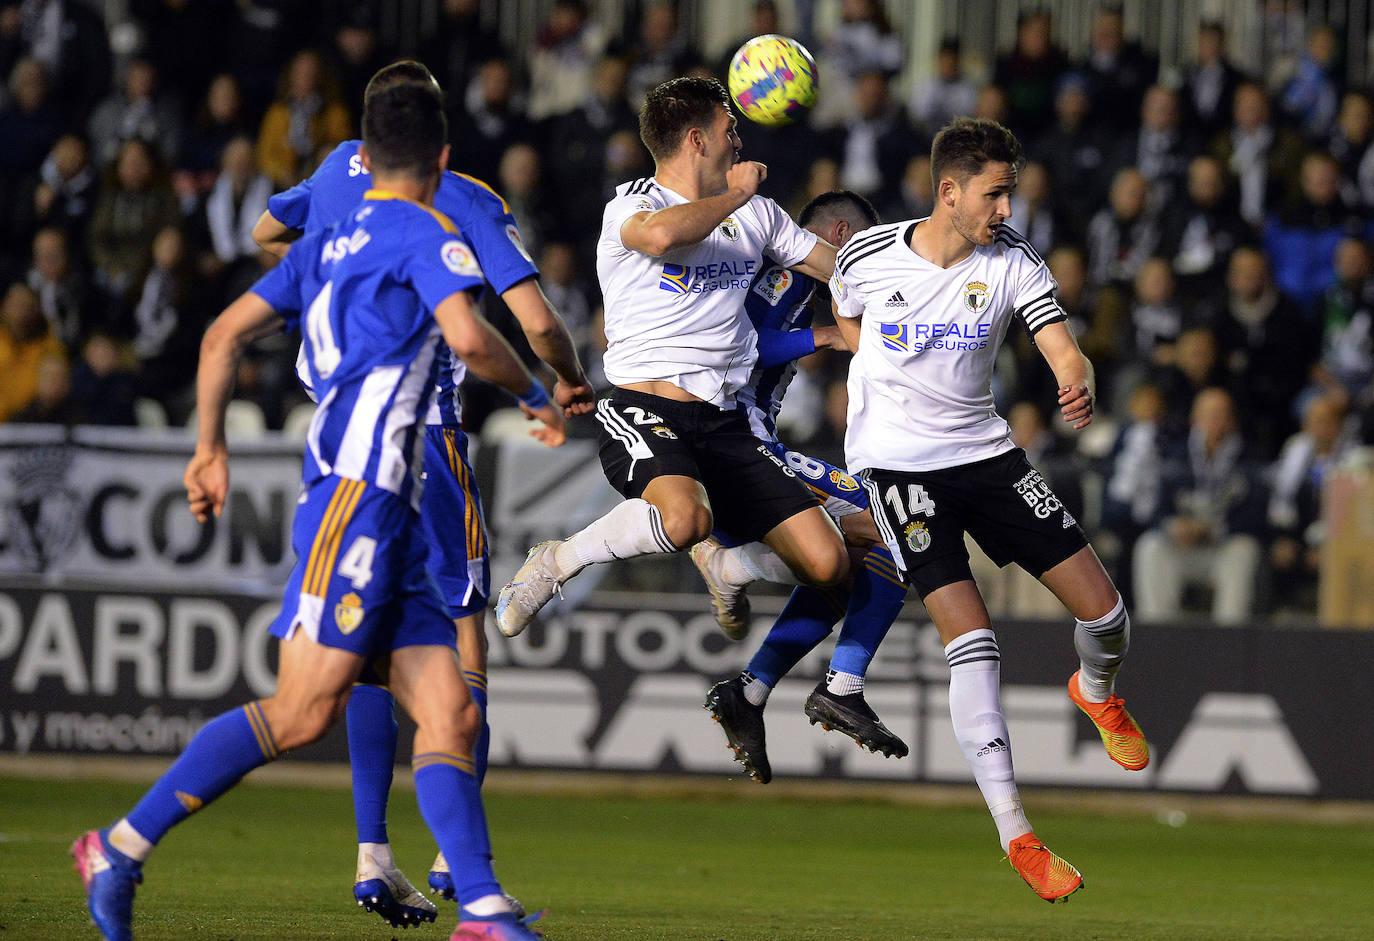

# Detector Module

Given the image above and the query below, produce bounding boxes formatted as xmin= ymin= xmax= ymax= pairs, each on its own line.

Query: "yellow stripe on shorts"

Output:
xmin=305 ymin=478 xmax=365 ymax=597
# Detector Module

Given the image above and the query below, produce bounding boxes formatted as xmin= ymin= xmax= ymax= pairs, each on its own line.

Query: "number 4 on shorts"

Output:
xmin=339 ymin=535 xmax=377 ymax=589
xmin=883 ymin=483 xmax=935 ymax=524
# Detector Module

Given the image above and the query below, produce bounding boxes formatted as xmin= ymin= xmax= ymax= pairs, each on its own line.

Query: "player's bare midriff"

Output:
xmin=618 ymin=380 xmax=706 ymax=403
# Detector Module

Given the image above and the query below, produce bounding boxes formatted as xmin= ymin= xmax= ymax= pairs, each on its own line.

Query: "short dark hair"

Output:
xmin=363 ymin=82 xmax=446 ymax=179
xmin=799 ymin=189 xmax=880 ymax=229
xmin=930 ymin=117 xmax=1024 ymax=188
xmin=363 ymin=59 xmax=440 ymax=106
xmin=639 ymin=76 xmax=731 ymax=162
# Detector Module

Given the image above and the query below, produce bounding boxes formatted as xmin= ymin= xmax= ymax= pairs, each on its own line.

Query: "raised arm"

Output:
xmin=499 ymin=278 xmax=594 ymax=416
xmin=434 ymin=288 xmax=566 ymax=446
xmin=185 ymin=292 xmax=285 ymax=522
xmin=252 ymin=209 xmax=299 ymax=259
xmin=621 ymin=161 xmax=766 ymax=256
xmin=1034 ymin=320 xmax=1096 ymax=430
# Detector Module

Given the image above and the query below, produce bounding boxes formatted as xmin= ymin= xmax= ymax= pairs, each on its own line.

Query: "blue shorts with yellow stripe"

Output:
xmin=420 ymin=425 xmax=490 ymax=618
xmin=270 ymin=475 xmax=454 ymax=656
xmin=760 ymin=439 xmax=868 ymax=520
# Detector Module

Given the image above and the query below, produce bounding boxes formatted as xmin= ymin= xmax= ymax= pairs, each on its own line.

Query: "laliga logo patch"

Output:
xmin=829 ymin=468 xmax=860 ymax=492
xmin=963 ymin=280 xmax=990 ymax=313
xmin=719 ymin=216 xmax=741 ymax=241
xmin=442 ymin=240 xmax=481 ymax=276
xmin=505 ymin=223 xmax=533 ymax=263
xmin=335 ymin=591 xmax=365 ymax=634
xmin=879 ymin=322 xmax=909 ymax=352
xmin=634 ymin=197 xmax=654 ymax=211
xmin=752 ymin=266 xmax=793 ymax=305
xmin=903 ymin=520 xmax=931 ymax=553
xmin=659 ymin=263 xmax=690 ymax=294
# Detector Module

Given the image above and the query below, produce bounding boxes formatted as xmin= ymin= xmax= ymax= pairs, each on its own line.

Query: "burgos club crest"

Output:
xmin=963 ymin=280 xmax=990 ymax=313
xmin=335 ymin=592 xmax=365 ymax=634
xmin=719 ymin=216 xmax=741 ymax=241
xmin=903 ymin=520 xmax=931 ymax=553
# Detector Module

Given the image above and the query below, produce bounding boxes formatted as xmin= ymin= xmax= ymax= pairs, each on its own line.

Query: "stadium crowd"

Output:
xmin=1 ymin=0 xmax=1371 ymax=622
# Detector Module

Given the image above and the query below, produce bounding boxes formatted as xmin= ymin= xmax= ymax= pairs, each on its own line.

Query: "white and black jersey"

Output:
xmin=597 ymin=177 xmax=818 ymax=407
xmin=832 ymin=220 xmax=1066 ymax=474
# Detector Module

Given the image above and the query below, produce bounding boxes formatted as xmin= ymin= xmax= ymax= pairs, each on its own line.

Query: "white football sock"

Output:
xmin=826 ymin=669 xmax=864 ymax=695
xmin=108 ymin=818 xmax=153 ymax=862
xmin=357 ymin=841 xmax=395 ymax=871
xmin=945 ymin=629 xmax=1031 ymax=852
xmin=710 ymin=541 xmax=799 ymax=588
xmin=462 ymin=893 xmax=515 ymax=917
xmin=740 ymin=670 xmax=771 ymax=706
xmin=1074 ymin=594 xmax=1129 ymax=703
xmin=551 ymin=498 xmax=677 ymax=579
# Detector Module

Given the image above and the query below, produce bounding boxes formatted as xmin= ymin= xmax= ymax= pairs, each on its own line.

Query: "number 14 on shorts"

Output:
xmin=884 ymin=483 xmax=935 ymax=523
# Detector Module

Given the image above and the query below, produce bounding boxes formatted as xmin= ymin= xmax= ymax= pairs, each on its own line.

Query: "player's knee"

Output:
xmin=799 ymin=541 xmax=849 ymax=587
xmin=658 ymin=501 xmax=713 ymax=549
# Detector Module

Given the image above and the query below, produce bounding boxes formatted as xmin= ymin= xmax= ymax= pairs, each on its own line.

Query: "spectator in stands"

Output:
xmin=1309 ymin=237 xmax=1374 ymax=413
xmin=1216 ymin=245 xmax=1318 ymax=457
xmin=87 ymin=137 xmax=180 ymax=304
xmin=128 ymin=224 xmax=210 ymax=420
xmin=6 ymin=0 xmax=111 ymax=124
xmin=1180 ymin=20 xmax=1243 ymax=140
xmin=993 ymin=9 xmax=1070 ymax=138
xmin=0 ymin=57 xmax=61 ymax=186
xmin=26 ymin=226 xmax=91 ymax=346
xmin=813 ymin=0 xmax=901 ymax=126
xmin=1153 ymin=325 xmax=1231 ymax=439
xmin=1279 ymin=23 xmax=1341 ymax=142
xmin=1264 ymin=150 xmax=1368 ymax=312
xmin=1007 ymin=399 xmax=1062 ymax=466
xmin=529 ymin=0 xmax=607 ymax=121
xmin=908 ymin=37 xmax=977 ymax=135
xmin=1036 ymin=72 xmax=1113 ymax=242
xmin=837 ymin=71 xmax=924 ymax=206
xmin=717 ymin=0 xmax=780 ymax=76
xmin=0 ymin=280 xmax=66 ymax=423
xmin=5 ymin=132 xmax=96 ymax=265
xmin=177 ymin=73 xmax=252 ymax=191
xmin=1327 ymin=91 xmax=1373 ymax=210
xmin=543 ymin=53 xmax=637 ymax=225
xmin=1118 ymin=258 xmax=1190 ymax=414
xmin=971 ymin=83 xmax=1010 ymax=125
xmin=1086 ymin=166 xmax=1159 ymax=290
xmin=420 ymin=0 xmax=504 ymax=112
xmin=8 ymin=351 xmax=80 ymax=423
xmin=71 ymin=330 xmax=136 ymax=426
xmin=1157 ymin=154 xmax=1252 ymax=309
xmin=254 ymin=48 xmax=352 ymax=188
xmin=1133 ymin=386 xmax=1267 ymax=626
xmin=1267 ymin=393 xmax=1356 ymax=612
xmin=1211 ymin=80 xmax=1306 ymax=228
xmin=1101 ymin=382 xmax=1168 ymax=602
xmin=1081 ymin=4 xmax=1158 ymax=134
xmin=191 ymin=135 xmax=271 ymax=276
xmin=882 ymin=154 xmax=933 ymax=225
xmin=449 ymin=56 xmax=534 ymax=187
xmin=537 ymin=240 xmax=595 ymax=379
xmin=624 ymin=2 xmax=699 ymax=108
xmin=1047 ymin=245 xmax=1126 ymax=399
xmin=87 ymin=56 xmax=183 ymax=169
xmin=1123 ymin=84 xmax=1194 ymax=209
xmin=1007 ymin=160 xmax=1056 ymax=258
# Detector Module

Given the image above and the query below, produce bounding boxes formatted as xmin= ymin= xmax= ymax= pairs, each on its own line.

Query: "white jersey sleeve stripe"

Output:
xmin=995 ymin=229 xmax=1045 ymax=265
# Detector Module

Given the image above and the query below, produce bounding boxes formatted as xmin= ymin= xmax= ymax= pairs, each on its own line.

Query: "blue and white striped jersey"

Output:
xmin=252 ymin=191 xmax=485 ymax=507
xmin=270 ymin=139 xmax=538 ymax=427
xmin=734 ymin=257 xmax=817 ymax=444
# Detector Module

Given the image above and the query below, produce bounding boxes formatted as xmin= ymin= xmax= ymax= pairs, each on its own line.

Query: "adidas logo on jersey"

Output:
xmin=884 ymin=290 xmax=908 ymax=307
xmin=1063 ymin=510 xmax=1077 ymax=529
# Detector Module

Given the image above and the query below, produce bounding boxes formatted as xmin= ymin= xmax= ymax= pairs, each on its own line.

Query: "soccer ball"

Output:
xmin=727 ymin=34 xmax=818 ymax=127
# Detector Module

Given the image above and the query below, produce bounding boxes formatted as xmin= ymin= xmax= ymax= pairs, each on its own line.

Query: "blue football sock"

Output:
xmin=746 ymin=585 xmax=847 ymax=686
xmin=413 ymin=754 xmax=500 ymax=908
xmin=463 ymin=669 xmax=490 ymax=786
xmin=125 ymin=702 xmax=280 ymax=845
xmin=346 ymin=683 xmax=398 ymax=846
xmin=829 ymin=547 xmax=907 ymax=678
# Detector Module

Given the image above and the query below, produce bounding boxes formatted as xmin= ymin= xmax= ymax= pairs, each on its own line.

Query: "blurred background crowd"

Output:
xmin=1 ymin=0 xmax=1372 ymax=624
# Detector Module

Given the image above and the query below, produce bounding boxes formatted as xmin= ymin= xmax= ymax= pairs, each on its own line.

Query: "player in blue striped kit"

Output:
xmin=696 ymin=191 xmax=911 ymax=782
xmin=74 ymin=82 xmax=555 ymax=941
xmin=254 ymin=61 xmax=591 ymax=927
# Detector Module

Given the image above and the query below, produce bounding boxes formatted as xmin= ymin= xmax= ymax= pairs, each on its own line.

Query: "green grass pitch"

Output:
xmin=4 ymin=773 xmax=1373 ymax=940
